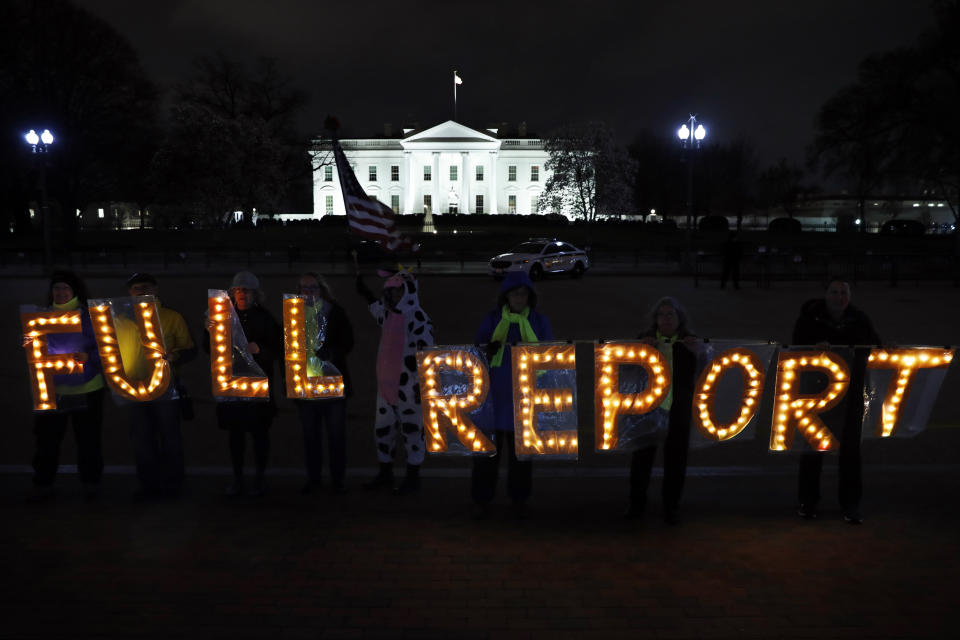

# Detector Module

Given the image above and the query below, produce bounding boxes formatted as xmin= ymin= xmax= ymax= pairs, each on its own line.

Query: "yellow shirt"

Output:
xmin=116 ymin=303 xmax=194 ymax=382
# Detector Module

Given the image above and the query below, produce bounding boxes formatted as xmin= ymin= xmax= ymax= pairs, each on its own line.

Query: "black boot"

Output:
xmin=363 ymin=463 xmax=394 ymax=491
xmin=394 ymin=464 xmax=421 ymax=495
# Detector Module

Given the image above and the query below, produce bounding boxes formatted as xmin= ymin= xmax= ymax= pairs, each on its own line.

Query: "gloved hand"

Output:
xmin=485 ymin=340 xmax=502 ymax=362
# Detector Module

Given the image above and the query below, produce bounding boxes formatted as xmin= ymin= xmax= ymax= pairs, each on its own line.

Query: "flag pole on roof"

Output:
xmin=453 ymin=70 xmax=462 ymax=121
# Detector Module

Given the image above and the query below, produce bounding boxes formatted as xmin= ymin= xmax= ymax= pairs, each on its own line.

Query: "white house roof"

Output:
xmin=400 ymin=120 xmax=501 ymax=150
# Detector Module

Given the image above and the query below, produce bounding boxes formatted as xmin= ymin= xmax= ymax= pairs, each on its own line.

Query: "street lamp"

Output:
xmin=24 ymin=129 xmax=55 ymax=271
xmin=677 ymin=115 xmax=706 ymax=233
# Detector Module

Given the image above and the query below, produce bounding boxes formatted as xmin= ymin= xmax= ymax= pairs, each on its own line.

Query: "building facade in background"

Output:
xmin=309 ymin=121 xmax=565 ymax=219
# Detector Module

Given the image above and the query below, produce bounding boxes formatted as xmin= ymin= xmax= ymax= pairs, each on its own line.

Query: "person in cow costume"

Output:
xmin=356 ymin=266 xmax=434 ymax=494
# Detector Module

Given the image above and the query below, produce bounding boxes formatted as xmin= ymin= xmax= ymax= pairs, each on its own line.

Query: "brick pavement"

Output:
xmin=2 ymin=459 xmax=959 ymax=640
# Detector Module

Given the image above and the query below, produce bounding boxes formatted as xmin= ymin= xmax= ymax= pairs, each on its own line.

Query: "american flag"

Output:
xmin=332 ymin=139 xmax=407 ymax=252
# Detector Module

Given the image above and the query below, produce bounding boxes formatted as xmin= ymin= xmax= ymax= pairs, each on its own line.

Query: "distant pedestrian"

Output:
xmin=627 ymin=296 xmax=700 ymax=524
xmin=204 ymin=271 xmax=282 ymax=497
xmin=472 ymin=271 xmax=553 ymax=519
xmin=356 ymin=267 xmax=434 ymax=495
xmin=792 ymin=278 xmax=881 ymax=524
xmin=28 ymin=270 xmax=105 ymax=502
xmin=720 ymin=231 xmax=742 ymax=289
xmin=295 ymin=272 xmax=354 ymax=495
xmin=125 ymin=273 xmax=196 ymax=500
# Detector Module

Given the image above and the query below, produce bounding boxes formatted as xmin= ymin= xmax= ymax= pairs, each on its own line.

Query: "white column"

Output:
xmin=460 ymin=152 xmax=470 ymax=214
xmin=488 ymin=151 xmax=498 ymax=215
xmin=403 ymin=151 xmax=413 ymax=214
xmin=432 ymin=152 xmax=440 ymax=214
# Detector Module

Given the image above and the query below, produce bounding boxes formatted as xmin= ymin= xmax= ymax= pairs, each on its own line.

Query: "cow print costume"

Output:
xmin=367 ymin=270 xmax=434 ymax=466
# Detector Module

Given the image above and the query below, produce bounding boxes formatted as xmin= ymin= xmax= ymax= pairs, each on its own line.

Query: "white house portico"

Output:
xmin=311 ymin=120 xmax=565 ymax=219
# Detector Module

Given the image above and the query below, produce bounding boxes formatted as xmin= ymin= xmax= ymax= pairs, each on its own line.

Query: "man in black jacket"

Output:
xmin=791 ymin=278 xmax=881 ymax=524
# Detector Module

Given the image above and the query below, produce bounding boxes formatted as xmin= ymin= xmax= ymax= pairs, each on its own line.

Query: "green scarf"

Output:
xmin=305 ymin=299 xmax=324 ymax=377
xmin=656 ymin=331 xmax=676 ymax=411
xmin=489 ymin=305 xmax=538 ymax=367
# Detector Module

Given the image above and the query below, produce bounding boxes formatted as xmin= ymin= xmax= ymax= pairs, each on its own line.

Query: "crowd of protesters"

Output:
xmin=25 ymin=267 xmax=880 ymax=526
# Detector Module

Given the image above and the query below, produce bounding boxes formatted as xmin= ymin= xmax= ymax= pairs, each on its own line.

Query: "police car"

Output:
xmin=488 ymin=238 xmax=590 ymax=280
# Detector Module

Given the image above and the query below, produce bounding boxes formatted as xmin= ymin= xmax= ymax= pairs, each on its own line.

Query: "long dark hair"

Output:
xmin=299 ymin=271 xmax=335 ymax=302
xmin=46 ymin=269 xmax=89 ymax=306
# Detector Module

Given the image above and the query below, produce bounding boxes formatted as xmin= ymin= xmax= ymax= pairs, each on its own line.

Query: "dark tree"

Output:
xmin=0 ymin=0 xmax=159 ymax=237
xmin=757 ymin=158 xmax=812 ymax=219
xmin=627 ymin=130 xmax=682 ymax=218
xmin=810 ymin=1 xmax=960 ymax=229
xmin=540 ymin=122 xmax=635 ymax=221
xmin=150 ymin=54 xmax=309 ymax=227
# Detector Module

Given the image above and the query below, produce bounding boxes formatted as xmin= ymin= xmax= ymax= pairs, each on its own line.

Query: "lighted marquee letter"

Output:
xmin=207 ymin=291 xmax=269 ymax=398
xmin=594 ymin=342 xmax=670 ymax=451
xmin=770 ymin=351 xmax=849 ymax=451
xmin=695 ymin=348 xmax=766 ymax=441
xmin=20 ymin=309 xmax=84 ymax=411
xmin=512 ymin=343 xmax=578 ymax=456
xmin=90 ymin=299 xmax=171 ymax=401
xmin=417 ymin=349 xmax=494 ymax=453
xmin=867 ymin=348 xmax=954 ymax=437
xmin=282 ymin=295 xmax=344 ymax=399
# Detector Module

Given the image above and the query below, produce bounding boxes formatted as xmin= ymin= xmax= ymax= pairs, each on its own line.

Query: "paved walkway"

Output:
xmin=3 ymin=457 xmax=959 ymax=639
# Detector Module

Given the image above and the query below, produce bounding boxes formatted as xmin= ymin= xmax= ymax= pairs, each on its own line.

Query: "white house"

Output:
xmin=309 ymin=120 xmax=565 ymax=219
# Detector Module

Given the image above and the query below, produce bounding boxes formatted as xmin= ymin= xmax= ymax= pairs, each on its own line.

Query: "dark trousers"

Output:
xmin=129 ymin=399 xmax=184 ymax=492
xmin=296 ymin=399 xmax=347 ymax=487
xmin=32 ymin=389 xmax=105 ymax=487
xmin=228 ymin=426 xmax=270 ymax=478
xmin=721 ymin=259 xmax=740 ymax=289
xmin=798 ymin=416 xmax=863 ymax=510
xmin=629 ymin=409 xmax=691 ymax=513
xmin=471 ymin=430 xmax=532 ymax=505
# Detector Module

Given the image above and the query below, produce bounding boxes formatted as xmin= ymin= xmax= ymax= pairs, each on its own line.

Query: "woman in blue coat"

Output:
xmin=472 ymin=271 xmax=552 ymax=517
xmin=29 ymin=270 xmax=105 ymax=501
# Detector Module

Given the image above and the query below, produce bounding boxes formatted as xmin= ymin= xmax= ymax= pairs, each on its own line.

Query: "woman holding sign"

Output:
xmin=628 ymin=296 xmax=699 ymax=525
xmin=29 ymin=270 xmax=105 ymax=501
xmin=295 ymin=272 xmax=354 ymax=495
xmin=472 ymin=271 xmax=553 ymax=519
xmin=792 ymin=278 xmax=881 ymax=525
xmin=204 ymin=271 xmax=282 ymax=497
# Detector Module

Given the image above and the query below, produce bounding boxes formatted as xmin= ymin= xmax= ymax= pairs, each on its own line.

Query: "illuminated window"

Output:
xmin=508 ymin=195 xmax=516 ymax=214
xmin=476 ymin=166 xmax=484 ymax=181
xmin=325 ymin=196 xmax=334 ymax=215
xmin=450 ymin=166 xmax=458 ymax=181
xmin=423 ymin=195 xmax=432 ymax=213
xmin=508 ymin=166 xmax=517 ymax=181
xmin=391 ymin=165 xmax=399 ymax=181
xmin=391 ymin=195 xmax=400 ymax=213
xmin=98 ymin=208 xmax=105 ymax=219
xmin=324 ymin=166 xmax=333 ymax=182
xmin=531 ymin=166 xmax=539 ymax=181
xmin=476 ymin=195 xmax=484 ymax=214
xmin=424 ymin=166 xmax=431 ymax=181
xmin=368 ymin=166 xmax=377 ymax=181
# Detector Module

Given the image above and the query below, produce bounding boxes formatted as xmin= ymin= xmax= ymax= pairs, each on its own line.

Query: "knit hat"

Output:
xmin=231 ymin=271 xmax=260 ymax=290
xmin=126 ymin=272 xmax=157 ymax=287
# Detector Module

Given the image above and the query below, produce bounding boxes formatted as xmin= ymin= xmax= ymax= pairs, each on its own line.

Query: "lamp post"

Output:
xmin=677 ymin=115 xmax=706 ymax=233
xmin=25 ymin=129 xmax=55 ymax=271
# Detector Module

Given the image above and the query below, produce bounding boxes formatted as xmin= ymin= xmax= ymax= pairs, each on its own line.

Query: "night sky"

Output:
xmin=83 ymin=0 xmax=933 ymax=165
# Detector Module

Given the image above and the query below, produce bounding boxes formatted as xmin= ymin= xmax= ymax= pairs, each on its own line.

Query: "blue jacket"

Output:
xmin=475 ymin=307 xmax=553 ymax=432
xmin=48 ymin=307 xmax=103 ymax=388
